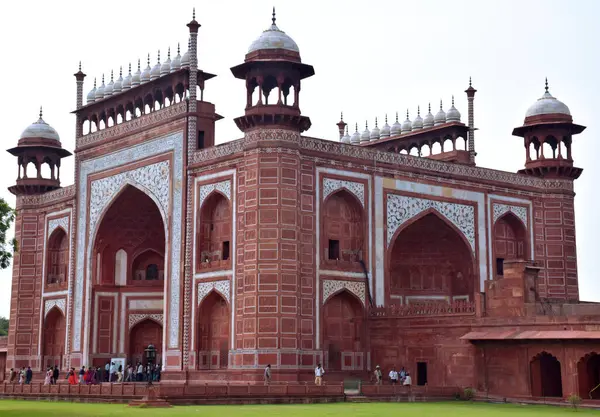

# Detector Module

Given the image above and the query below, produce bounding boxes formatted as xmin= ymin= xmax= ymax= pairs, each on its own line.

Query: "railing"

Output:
xmin=589 ymin=382 xmax=600 ymax=399
xmin=370 ymin=301 xmax=475 ymax=317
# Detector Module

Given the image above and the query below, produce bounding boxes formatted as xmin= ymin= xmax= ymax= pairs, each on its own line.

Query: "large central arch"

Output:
xmin=388 ymin=211 xmax=475 ymax=305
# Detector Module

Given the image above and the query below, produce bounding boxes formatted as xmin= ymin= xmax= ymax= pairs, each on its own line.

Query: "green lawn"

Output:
xmin=0 ymin=401 xmax=597 ymax=417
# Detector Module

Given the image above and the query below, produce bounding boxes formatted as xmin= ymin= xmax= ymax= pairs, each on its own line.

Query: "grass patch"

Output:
xmin=0 ymin=400 xmax=597 ymax=417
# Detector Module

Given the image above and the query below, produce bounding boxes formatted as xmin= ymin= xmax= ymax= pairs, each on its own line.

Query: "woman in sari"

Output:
xmin=44 ymin=368 xmax=52 ymax=385
xmin=67 ymin=368 xmax=78 ymax=385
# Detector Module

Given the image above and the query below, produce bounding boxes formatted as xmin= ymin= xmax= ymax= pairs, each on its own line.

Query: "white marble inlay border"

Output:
xmin=322 ymin=178 xmax=365 ymax=207
xmin=75 ymin=131 xmax=183 ymax=359
xmin=198 ymin=180 xmax=232 ymax=208
xmin=44 ymin=298 xmax=66 ymax=318
xmin=386 ymin=194 xmax=476 ymax=251
xmin=197 ymin=280 xmax=231 ymax=305
xmin=492 ymin=203 xmax=528 ymax=228
xmin=322 ymin=279 xmax=365 ymax=307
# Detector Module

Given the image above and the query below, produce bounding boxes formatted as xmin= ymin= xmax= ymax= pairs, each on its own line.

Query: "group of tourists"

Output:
xmin=6 ymin=362 xmax=161 ymax=385
xmin=263 ymin=363 xmax=327 ymax=385
xmin=373 ymin=365 xmax=412 ymax=386
xmin=7 ymin=366 xmax=35 ymax=384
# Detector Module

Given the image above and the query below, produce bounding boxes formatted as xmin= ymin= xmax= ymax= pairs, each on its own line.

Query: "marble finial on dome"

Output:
xmin=380 ymin=113 xmax=391 ymax=138
xmin=423 ymin=102 xmax=434 ymax=128
xmin=401 ymin=109 xmax=412 ymax=133
xmin=171 ymin=43 xmax=182 ymax=72
xmin=272 ymin=6 xmax=276 ymax=25
xmin=132 ymin=59 xmax=142 ymax=86
xmin=95 ymin=74 xmax=106 ymax=100
xmin=361 ymin=121 xmax=370 ymax=143
xmin=434 ymin=99 xmax=446 ymax=126
xmin=87 ymin=77 xmax=97 ymax=104
xmin=350 ymin=122 xmax=361 ymax=144
xmin=545 ymin=77 xmax=549 ymax=93
xmin=122 ymin=63 xmax=132 ymax=90
xmin=141 ymin=54 xmax=152 ymax=83
xmin=391 ymin=111 xmax=402 ymax=136
xmin=181 ymin=39 xmax=191 ymax=68
xmin=446 ymin=95 xmax=461 ymax=122
xmin=161 ymin=47 xmax=172 ymax=76
xmin=370 ymin=117 xmax=380 ymax=140
xmin=412 ymin=105 xmax=424 ymax=130
xmin=151 ymin=50 xmax=161 ymax=80
xmin=341 ymin=124 xmax=351 ymax=144
xmin=113 ymin=66 xmax=123 ymax=93
xmin=104 ymin=70 xmax=114 ymax=97
xmin=39 ymin=105 xmax=43 ymax=119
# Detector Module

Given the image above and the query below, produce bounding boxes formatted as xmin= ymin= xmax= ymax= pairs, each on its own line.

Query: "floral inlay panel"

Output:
xmin=197 ymin=280 xmax=231 ymax=305
xmin=386 ymin=194 xmax=475 ymax=251
xmin=128 ymin=313 xmax=164 ymax=329
xmin=322 ymin=279 xmax=365 ymax=307
xmin=322 ymin=178 xmax=365 ymax=207
xmin=48 ymin=216 xmax=69 ymax=238
xmin=198 ymin=180 xmax=232 ymax=208
xmin=493 ymin=203 xmax=528 ymax=228
xmin=44 ymin=298 xmax=66 ymax=318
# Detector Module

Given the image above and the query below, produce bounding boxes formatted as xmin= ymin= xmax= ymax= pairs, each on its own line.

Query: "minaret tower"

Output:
xmin=230 ymin=7 xmax=315 ymax=133
xmin=7 ymin=107 xmax=72 ymax=195
xmin=465 ymin=77 xmax=477 ymax=164
xmin=512 ymin=79 xmax=585 ymax=179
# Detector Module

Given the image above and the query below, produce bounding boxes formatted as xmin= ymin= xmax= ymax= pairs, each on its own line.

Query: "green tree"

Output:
xmin=0 ymin=197 xmax=17 ymax=269
xmin=0 ymin=316 xmax=8 ymax=336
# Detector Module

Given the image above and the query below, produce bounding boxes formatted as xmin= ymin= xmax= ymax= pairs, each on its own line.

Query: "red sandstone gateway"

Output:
xmin=1 ymin=7 xmax=598 ymax=402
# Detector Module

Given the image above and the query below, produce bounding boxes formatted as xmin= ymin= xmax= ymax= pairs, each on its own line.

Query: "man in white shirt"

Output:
xmin=403 ymin=372 xmax=412 ymax=386
xmin=109 ymin=362 xmax=116 ymax=382
xmin=314 ymin=363 xmax=324 ymax=386
xmin=389 ymin=367 xmax=399 ymax=384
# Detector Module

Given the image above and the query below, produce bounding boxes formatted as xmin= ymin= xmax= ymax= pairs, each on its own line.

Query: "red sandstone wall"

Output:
xmin=533 ymin=195 xmax=578 ymax=301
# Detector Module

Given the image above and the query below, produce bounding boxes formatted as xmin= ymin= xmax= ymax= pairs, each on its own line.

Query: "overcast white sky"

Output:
xmin=0 ymin=0 xmax=598 ymax=318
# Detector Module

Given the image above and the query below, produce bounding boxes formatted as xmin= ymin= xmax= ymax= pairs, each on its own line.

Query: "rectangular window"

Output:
xmin=197 ymin=130 xmax=205 ymax=149
xmin=328 ymin=239 xmax=340 ymax=260
xmin=222 ymin=241 xmax=230 ymax=261
xmin=496 ymin=258 xmax=504 ymax=276
xmin=417 ymin=362 xmax=428 ymax=386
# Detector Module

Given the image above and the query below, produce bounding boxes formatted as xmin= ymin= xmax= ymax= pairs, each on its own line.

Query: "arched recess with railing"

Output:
xmin=578 ymin=352 xmax=600 ymax=399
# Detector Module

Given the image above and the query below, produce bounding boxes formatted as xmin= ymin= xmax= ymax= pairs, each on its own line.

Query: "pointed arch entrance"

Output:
xmin=46 ymin=228 xmax=68 ymax=287
xmin=322 ymin=290 xmax=364 ymax=371
xmin=578 ymin=353 xmax=600 ymax=399
xmin=322 ymin=189 xmax=365 ymax=265
xmin=530 ymin=352 xmax=563 ymax=397
xmin=493 ymin=212 xmax=527 ymax=278
xmin=93 ymin=185 xmax=166 ymax=287
xmin=197 ymin=291 xmax=230 ymax=369
xmin=197 ymin=191 xmax=232 ymax=267
xmin=388 ymin=211 xmax=475 ymax=304
xmin=42 ymin=307 xmax=66 ymax=369
xmin=129 ymin=319 xmax=163 ymax=366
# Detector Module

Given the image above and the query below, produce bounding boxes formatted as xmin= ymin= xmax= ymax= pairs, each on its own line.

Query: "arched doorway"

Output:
xmin=388 ymin=212 xmax=474 ymax=304
xmin=46 ymin=228 xmax=68 ymax=287
xmin=493 ymin=213 xmax=527 ymax=278
xmin=530 ymin=352 xmax=563 ymax=397
xmin=42 ymin=307 xmax=65 ymax=369
xmin=322 ymin=190 xmax=364 ymax=264
xmin=197 ymin=192 xmax=232 ymax=267
xmin=197 ymin=291 xmax=229 ymax=369
xmin=129 ymin=319 xmax=163 ymax=366
xmin=322 ymin=290 xmax=364 ymax=371
xmin=578 ymin=353 xmax=600 ymax=399
xmin=94 ymin=185 xmax=165 ymax=286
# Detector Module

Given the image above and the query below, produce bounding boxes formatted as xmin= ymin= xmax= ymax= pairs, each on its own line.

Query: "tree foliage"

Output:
xmin=0 ymin=197 xmax=17 ymax=270
xmin=0 ymin=316 xmax=7 ymax=336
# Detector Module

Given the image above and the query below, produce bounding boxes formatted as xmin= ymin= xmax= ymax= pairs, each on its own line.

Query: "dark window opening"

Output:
xmin=197 ymin=130 xmax=205 ymax=149
xmin=222 ymin=241 xmax=230 ymax=261
xmin=146 ymin=264 xmax=159 ymax=280
xmin=210 ymin=223 xmax=214 ymax=231
xmin=496 ymin=258 xmax=504 ymax=276
xmin=417 ymin=362 xmax=428 ymax=386
xmin=328 ymin=239 xmax=340 ymax=260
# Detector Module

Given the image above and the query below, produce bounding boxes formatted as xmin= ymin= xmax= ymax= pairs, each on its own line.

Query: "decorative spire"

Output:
xmin=177 ymin=43 xmax=181 ymax=54
xmin=119 ymin=66 xmax=122 ymax=77
xmin=417 ymin=105 xmax=421 ymax=116
xmin=147 ymin=53 xmax=150 ymax=66
xmin=545 ymin=77 xmax=549 ymax=93
xmin=385 ymin=114 xmax=388 ymax=124
xmin=395 ymin=111 xmax=399 ymax=122
xmin=340 ymin=111 xmax=343 ymax=121
xmin=375 ymin=117 xmax=378 ymax=128
xmin=355 ymin=122 xmax=358 ymax=132
xmin=110 ymin=69 xmax=114 ymax=82
xmin=39 ymin=105 xmax=43 ymax=119
xmin=440 ymin=99 xmax=443 ymax=110
xmin=157 ymin=50 xmax=161 ymax=64
xmin=128 ymin=63 xmax=131 ymax=75
xmin=93 ymin=77 xmax=97 ymax=88
xmin=345 ymin=125 xmax=349 ymax=135
xmin=406 ymin=109 xmax=409 ymax=119
xmin=102 ymin=74 xmax=105 ymax=84
xmin=137 ymin=59 xmax=141 ymax=71
xmin=193 ymin=7 xmax=196 ymax=20
xmin=272 ymin=6 xmax=276 ymax=25
xmin=365 ymin=120 xmax=368 ymax=129
xmin=469 ymin=76 xmax=472 ymax=87
xmin=168 ymin=47 xmax=171 ymax=59
xmin=78 ymin=61 xmax=82 ymax=72
xmin=428 ymin=102 xmax=431 ymax=113
xmin=452 ymin=95 xmax=455 ymax=106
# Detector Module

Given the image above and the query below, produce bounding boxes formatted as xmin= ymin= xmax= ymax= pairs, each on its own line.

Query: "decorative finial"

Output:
xmin=418 ymin=105 xmax=421 ymax=116
xmin=128 ymin=63 xmax=131 ymax=74
xmin=168 ymin=47 xmax=171 ymax=59
xmin=193 ymin=7 xmax=196 ymax=20
xmin=406 ymin=109 xmax=409 ymax=119
xmin=137 ymin=59 xmax=141 ymax=71
xmin=340 ymin=111 xmax=343 ymax=121
xmin=385 ymin=114 xmax=388 ymax=124
xmin=469 ymin=76 xmax=472 ymax=87
xmin=102 ymin=74 xmax=105 ymax=83
xmin=428 ymin=102 xmax=431 ymax=113
xmin=345 ymin=125 xmax=349 ymax=135
xmin=272 ymin=6 xmax=276 ymax=25
xmin=147 ymin=53 xmax=150 ymax=66
xmin=545 ymin=77 xmax=549 ymax=93
xmin=157 ymin=50 xmax=161 ymax=64
xmin=375 ymin=117 xmax=378 ymax=128
xmin=440 ymin=99 xmax=443 ymax=110
xmin=452 ymin=95 xmax=455 ymax=106
xmin=94 ymin=77 xmax=97 ymax=88
xmin=177 ymin=43 xmax=181 ymax=54
xmin=39 ymin=105 xmax=43 ymax=119
xmin=365 ymin=120 xmax=368 ymax=129
xmin=110 ymin=69 xmax=114 ymax=82
xmin=355 ymin=123 xmax=358 ymax=132
xmin=78 ymin=61 xmax=82 ymax=72
xmin=395 ymin=111 xmax=399 ymax=122
xmin=119 ymin=66 xmax=122 ymax=77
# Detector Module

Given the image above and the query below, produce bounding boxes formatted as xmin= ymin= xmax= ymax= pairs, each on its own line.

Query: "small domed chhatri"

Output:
xmin=248 ymin=7 xmax=300 ymax=55
xmin=525 ymin=78 xmax=571 ymax=120
xmin=20 ymin=106 xmax=60 ymax=142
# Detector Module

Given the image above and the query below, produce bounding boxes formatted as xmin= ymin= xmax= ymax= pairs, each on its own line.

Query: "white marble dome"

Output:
xmin=150 ymin=53 xmax=162 ymax=80
xmin=113 ymin=69 xmax=123 ymax=93
xmin=248 ymin=12 xmax=299 ymax=54
xmin=141 ymin=56 xmax=152 ymax=83
xmin=391 ymin=113 xmax=402 ymax=136
xmin=161 ymin=50 xmax=172 ymax=76
xmin=132 ymin=61 xmax=142 ymax=87
xmin=412 ymin=108 xmax=423 ymax=130
xmin=370 ymin=119 xmax=380 ymax=140
xmin=401 ymin=112 xmax=412 ymax=133
xmin=20 ymin=108 xmax=60 ymax=141
xmin=380 ymin=115 xmax=391 ymax=138
xmin=446 ymin=97 xmax=461 ymax=122
xmin=171 ymin=46 xmax=182 ymax=72
xmin=526 ymin=87 xmax=571 ymax=118
xmin=350 ymin=125 xmax=361 ymax=144
xmin=360 ymin=123 xmax=371 ymax=143
xmin=434 ymin=102 xmax=446 ymax=126
xmin=122 ymin=65 xmax=132 ymax=90
xmin=95 ymin=76 xmax=106 ymax=100
xmin=423 ymin=104 xmax=434 ymax=128
xmin=86 ymin=79 xmax=97 ymax=104
xmin=341 ymin=126 xmax=351 ymax=144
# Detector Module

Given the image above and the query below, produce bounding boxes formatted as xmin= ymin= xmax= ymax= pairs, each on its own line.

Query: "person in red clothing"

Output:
xmin=67 ymin=368 xmax=78 ymax=385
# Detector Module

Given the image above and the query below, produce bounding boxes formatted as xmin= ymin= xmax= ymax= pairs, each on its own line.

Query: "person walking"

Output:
xmin=373 ymin=365 xmax=382 ymax=385
xmin=264 ymin=364 xmax=272 ymax=385
xmin=52 ymin=366 xmax=59 ymax=385
xmin=314 ymin=363 xmax=325 ymax=386
xmin=78 ymin=366 xmax=85 ymax=384
xmin=44 ymin=368 xmax=52 ymax=385
xmin=389 ymin=367 xmax=398 ymax=384
xmin=25 ymin=366 xmax=33 ymax=384
xmin=8 ymin=368 xmax=16 ymax=383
